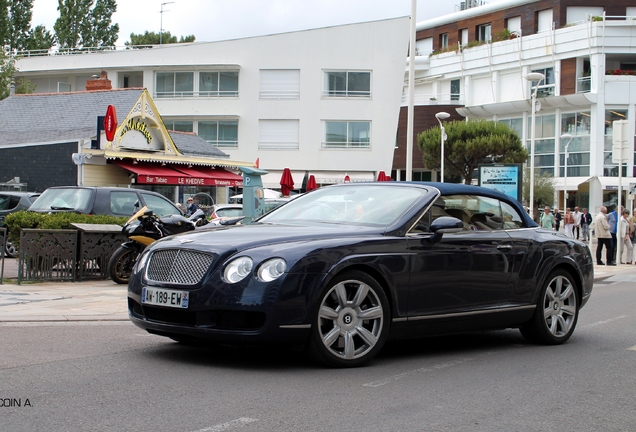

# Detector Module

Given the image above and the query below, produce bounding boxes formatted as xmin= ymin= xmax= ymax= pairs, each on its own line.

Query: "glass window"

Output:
xmin=110 ymin=191 xmax=140 ymax=216
xmin=560 ymin=111 xmax=591 ymax=178
xmin=165 ymin=121 xmax=193 ymax=132
xmin=199 ymin=120 xmax=239 ymax=148
xmin=324 ymin=71 xmax=371 ymax=98
xmin=156 ymin=72 xmax=175 ymax=98
xmin=530 ymin=67 xmax=555 ymax=97
xmin=603 ymin=109 xmax=629 ymax=177
xmin=219 ymin=71 xmax=239 ymax=96
xmin=450 ymin=79 xmax=460 ymax=101
xmin=323 ymin=121 xmax=371 ymax=149
xmin=440 ymin=33 xmax=449 ymax=49
xmin=155 ymin=72 xmax=194 ymax=98
xmin=478 ymin=24 xmax=491 ymax=42
xmin=417 ymin=194 xmax=506 ymax=232
xmin=527 ymin=114 xmax=556 ymax=176
xmin=199 ymin=72 xmax=219 ymax=95
xmin=140 ymin=193 xmax=180 ymax=217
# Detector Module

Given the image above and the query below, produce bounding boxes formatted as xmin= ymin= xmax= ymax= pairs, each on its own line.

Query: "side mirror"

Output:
xmin=428 ymin=216 xmax=463 ymax=243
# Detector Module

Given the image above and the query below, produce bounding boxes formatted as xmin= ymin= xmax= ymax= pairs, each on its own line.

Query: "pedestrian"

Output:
xmin=540 ymin=206 xmax=555 ymax=229
xmin=554 ymin=207 xmax=562 ymax=231
xmin=573 ymin=206 xmax=581 ymax=239
xmin=581 ymin=208 xmax=593 ymax=242
xmin=607 ymin=206 xmax=620 ymax=264
xmin=564 ymin=208 xmax=575 ymax=238
xmin=594 ymin=206 xmax=613 ymax=266
xmin=186 ymin=197 xmax=199 ymax=216
xmin=619 ymin=209 xmax=634 ymax=264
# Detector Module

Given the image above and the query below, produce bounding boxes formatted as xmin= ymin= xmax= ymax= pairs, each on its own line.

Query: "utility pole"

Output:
xmin=160 ymin=2 xmax=175 ymax=45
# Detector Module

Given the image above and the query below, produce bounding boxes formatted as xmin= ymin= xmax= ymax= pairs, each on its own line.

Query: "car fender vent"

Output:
xmin=146 ymin=249 xmax=214 ymax=284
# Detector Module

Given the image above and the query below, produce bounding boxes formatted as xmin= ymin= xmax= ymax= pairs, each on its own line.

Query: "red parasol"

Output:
xmin=306 ymin=175 xmax=317 ymax=191
xmin=377 ymin=171 xmax=391 ymax=181
xmin=280 ymin=167 xmax=295 ymax=196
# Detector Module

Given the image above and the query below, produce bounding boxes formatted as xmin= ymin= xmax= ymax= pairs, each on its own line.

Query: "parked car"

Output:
xmin=0 ymin=191 xmax=41 ymax=257
xmin=28 ymin=187 xmax=182 ymax=218
xmin=210 ymin=204 xmax=243 ymax=219
xmin=127 ymin=182 xmax=594 ymax=367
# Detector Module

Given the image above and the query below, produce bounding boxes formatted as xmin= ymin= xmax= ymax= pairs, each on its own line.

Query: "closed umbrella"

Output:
xmin=306 ymin=175 xmax=317 ymax=191
xmin=280 ymin=167 xmax=295 ymax=196
xmin=377 ymin=171 xmax=391 ymax=181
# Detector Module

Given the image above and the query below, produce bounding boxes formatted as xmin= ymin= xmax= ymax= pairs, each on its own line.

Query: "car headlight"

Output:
xmin=256 ymin=258 xmax=287 ymax=282
xmin=134 ymin=249 xmax=151 ymax=273
xmin=224 ymin=256 xmax=254 ymax=283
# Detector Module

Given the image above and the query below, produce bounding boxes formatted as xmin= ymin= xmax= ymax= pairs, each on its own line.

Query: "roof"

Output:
xmin=168 ymin=130 xmax=229 ymax=158
xmin=0 ymin=88 xmax=145 ymax=147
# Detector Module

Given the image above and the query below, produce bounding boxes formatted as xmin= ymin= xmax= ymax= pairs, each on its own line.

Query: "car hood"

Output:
xmin=153 ymin=221 xmax=384 ymax=252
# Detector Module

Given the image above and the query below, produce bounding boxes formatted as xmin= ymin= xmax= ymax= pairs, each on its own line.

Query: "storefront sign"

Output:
xmin=478 ymin=164 xmax=522 ymax=201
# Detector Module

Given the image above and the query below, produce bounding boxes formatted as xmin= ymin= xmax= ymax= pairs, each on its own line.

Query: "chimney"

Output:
xmin=86 ymin=70 xmax=112 ymax=91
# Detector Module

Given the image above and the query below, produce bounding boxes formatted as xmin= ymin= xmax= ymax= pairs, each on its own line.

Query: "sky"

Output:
xmin=29 ymin=0 xmax=471 ymax=47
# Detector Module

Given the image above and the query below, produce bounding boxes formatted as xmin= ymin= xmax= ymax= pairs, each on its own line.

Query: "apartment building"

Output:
xmin=396 ymin=0 xmax=636 ymax=214
xmin=13 ymin=17 xmax=410 ymax=190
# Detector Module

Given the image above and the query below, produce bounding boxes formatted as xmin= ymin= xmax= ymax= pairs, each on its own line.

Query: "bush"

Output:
xmin=5 ymin=211 xmax=128 ymax=250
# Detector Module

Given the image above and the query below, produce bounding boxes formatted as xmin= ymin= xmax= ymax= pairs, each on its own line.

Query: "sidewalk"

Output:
xmin=1 ymin=246 xmax=635 ymax=323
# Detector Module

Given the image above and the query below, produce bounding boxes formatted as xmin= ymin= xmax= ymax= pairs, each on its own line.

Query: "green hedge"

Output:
xmin=4 ymin=211 xmax=128 ymax=250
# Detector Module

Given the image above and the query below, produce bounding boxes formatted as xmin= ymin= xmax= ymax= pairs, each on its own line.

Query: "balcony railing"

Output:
xmin=577 ymin=76 xmax=591 ymax=93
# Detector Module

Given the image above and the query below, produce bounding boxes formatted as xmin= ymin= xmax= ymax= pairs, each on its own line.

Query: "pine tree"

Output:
xmin=26 ymin=25 xmax=55 ymax=51
xmin=55 ymin=0 xmax=118 ymax=49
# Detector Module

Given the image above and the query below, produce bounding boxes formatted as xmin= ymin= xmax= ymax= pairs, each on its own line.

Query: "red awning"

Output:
xmin=112 ymin=160 xmax=243 ymax=187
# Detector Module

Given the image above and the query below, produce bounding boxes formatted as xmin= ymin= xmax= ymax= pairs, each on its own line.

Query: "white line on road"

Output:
xmin=191 ymin=417 xmax=258 ymax=432
xmin=581 ymin=315 xmax=629 ymax=328
xmin=363 ymin=352 xmax=493 ymax=388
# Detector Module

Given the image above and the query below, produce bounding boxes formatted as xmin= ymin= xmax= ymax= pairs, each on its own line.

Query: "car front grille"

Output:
xmin=146 ymin=249 xmax=214 ymax=285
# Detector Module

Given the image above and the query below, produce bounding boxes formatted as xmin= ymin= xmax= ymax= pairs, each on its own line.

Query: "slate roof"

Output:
xmin=0 ymin=89 xmax=230 ymax=159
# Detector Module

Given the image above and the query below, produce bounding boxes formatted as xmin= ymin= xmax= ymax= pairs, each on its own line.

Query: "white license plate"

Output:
xmin=142 ymin=287 xmax=189 ymax=308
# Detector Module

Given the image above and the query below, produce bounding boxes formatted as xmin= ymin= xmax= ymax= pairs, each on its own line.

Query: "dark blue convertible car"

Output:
xmin=128 ymin=182 xmax=594 ymax=367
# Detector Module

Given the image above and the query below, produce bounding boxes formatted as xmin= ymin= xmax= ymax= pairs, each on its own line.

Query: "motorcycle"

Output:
xmin=108 ymin=206 xmax=208 ymax=284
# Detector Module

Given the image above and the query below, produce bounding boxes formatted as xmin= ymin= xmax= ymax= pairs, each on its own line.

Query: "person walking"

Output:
xmin=554 ymin=207 xmax=562 ymax=232
xmin=573 ymin=206 xmax=582 ymax=239
xmin=540 ymin=206 xmax=555 ymax=229
xmin=619 ymin=209 xmax=634 ymax=264
xmin=594 ymin=206 xmax=613 ymax=266
xmin=564 ymin=208 xmax=575 ymax=238
xmin=607 ymin=206 xmax=620 ymax=265
xmin=581 ymin=208 xmax=593 ymax=242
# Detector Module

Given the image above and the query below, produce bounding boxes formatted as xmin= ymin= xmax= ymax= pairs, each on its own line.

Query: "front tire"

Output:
xmin=309 ymin=270 xmax=390 ymax=367
xmin=107 ymin=246 xmax=140 ymax=284
xmin=5 ymin=239 xmax=18 ymax=258
xmin=520 ymin=269 xmax=579 ymax=344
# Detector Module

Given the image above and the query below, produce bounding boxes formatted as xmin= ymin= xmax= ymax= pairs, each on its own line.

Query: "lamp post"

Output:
xmin=435 ymin=112 xmax=450 ymax=182
xmin=524 ymin=72 xmax=545 ymax=220
xmin=561 ymin=133 xmax=574 ymax=208
xmin=160 ymin=2 xmax=175 ymax=45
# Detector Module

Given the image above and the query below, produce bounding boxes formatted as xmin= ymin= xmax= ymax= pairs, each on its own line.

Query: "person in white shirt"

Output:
xmin=573 ymin=206 xmax=582 ymax=240
xmin=619 ymin=209 xmax=634 ymax=264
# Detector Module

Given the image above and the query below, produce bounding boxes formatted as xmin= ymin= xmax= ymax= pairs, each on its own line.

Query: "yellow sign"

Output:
xmin=120 ymin=118 xmax=152 ymax=144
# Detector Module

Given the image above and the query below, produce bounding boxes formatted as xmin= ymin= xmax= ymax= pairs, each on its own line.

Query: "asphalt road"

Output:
xmin=1 ymin=280 xmax=635 ymax=432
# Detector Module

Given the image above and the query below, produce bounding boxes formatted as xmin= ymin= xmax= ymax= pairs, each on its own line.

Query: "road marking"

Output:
xmin=363 ymin=353 xmax=493 ymax=388
xmin=581 ymin=315 xmax=629 ymax=328
xmin=191 ymin=417 xmax=258 ymax=432
xmin=628 ymin=346 xmax=636 ymax=351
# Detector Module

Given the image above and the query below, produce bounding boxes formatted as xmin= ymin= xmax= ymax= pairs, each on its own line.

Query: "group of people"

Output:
xmin=539 ymin=204 xmax=636 ymax=266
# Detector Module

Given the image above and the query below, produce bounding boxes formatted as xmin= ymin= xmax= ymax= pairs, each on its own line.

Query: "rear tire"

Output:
xmin=108 ymin=246 xmax=139 ymax=284
xmin=308 ymin=270 xmax=390 ymax=368
xmin=520 ymin=269 xmax=579 ymax=345
xmin=5 ymin=239 xmax=18 ymax=258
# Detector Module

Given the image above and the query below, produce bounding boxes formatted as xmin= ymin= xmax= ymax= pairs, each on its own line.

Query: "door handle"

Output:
xmin=497 ymin=244 xmax=512 ymax=251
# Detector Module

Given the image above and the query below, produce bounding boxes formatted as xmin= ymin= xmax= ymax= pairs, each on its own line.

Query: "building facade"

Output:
xmin=396 ymin=0 xmax=636 ymax=214
xmin=13 ymin=17 xmax=410 ymax=190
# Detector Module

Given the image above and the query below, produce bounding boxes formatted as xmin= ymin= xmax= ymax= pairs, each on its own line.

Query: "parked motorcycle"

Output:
xmin=108 ymin=206 xmax=208 ymax=284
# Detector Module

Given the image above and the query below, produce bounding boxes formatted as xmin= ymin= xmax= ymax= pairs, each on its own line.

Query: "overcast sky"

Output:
xmin=30 ymin=0 xmax=475 ymax=47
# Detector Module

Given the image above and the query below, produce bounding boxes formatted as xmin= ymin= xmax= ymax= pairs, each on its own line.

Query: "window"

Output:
xmin=323 ymin=71 xmax=371 ymax=98
xmin=323 ymin=121 xmax=371 ymax=149
xmin=140 ymin=193 xmax=180 ymax=217
xmin=199 ymin=120 xmax=239 ymax=148
xmin=460 ymin=29 xmax=468 ymax=46
xmin=199 ymin=71 xmax=238 ymax=97
xmin=260 ymin=69 xmax=300 ymax=99
xmin=165 ymin=121 xmax=194 ymax=133
xmin=537 ymin=9 xmax=554 ymax=33
xmin=110 ymin=191 xmax=141 ymax=216
xmin=450 ymin=79 xmax=460 ymax=101
xmin=259 ymin=120 xmax=299 ymax=150
xmin=506 ymin=16 xmax=521 ymax=34
xmin=527 ymin=114 xmax=556 ymax=176
xmin=603 ymin=109 xmax=629 ymax=177
xmin=498 ymin=118 xmax=523 ymax=138
xmin=440 ymin=33 xmax=449 ymax=49
xmin=477 ymin=24 xmax=491 ymax=42
xmin=529 ymin=67 xmax=555 ymax=97
xmin=560 ymin=111 xmax=591 ymax=177
xmin=156 ymin=70 xmax=238 ymax=98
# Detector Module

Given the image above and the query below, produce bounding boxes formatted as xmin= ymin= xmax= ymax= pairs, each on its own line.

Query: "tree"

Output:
xmin=523 ymin=167 xmax=555 ymax=221
xmin=25 ymin=25 xmax=56 ymax=51
xmin=54 ymin=0 xmax=118 ymax=49
xmin=1 ymin=0 xmax=35 ymax=51
xmin=0 ymin=50 xmax=16 ymax=100
xmin=125 ymin=31 xmax=195 ymax=48
xmin=418 ymin=119 xmax=528 ymax=184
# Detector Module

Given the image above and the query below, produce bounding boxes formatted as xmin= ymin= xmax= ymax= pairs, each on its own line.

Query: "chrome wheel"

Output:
xmin=520 ymin=269 xmax=579 ymax=345
xmin=542 ymin=275 xmax=577 ymax=337
xmin=310 ymin=271 xmax=389 ymax=367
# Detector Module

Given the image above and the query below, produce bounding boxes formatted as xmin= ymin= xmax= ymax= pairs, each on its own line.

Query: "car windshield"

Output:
xmin=29 ymin=188 xmax=93 ymax=212
xmin=258 ymin=184 xmax=425 ymax=226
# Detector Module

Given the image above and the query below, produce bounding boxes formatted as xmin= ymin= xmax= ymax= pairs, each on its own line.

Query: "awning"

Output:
xmin=112 ymin=160 xmax=243 ymax=187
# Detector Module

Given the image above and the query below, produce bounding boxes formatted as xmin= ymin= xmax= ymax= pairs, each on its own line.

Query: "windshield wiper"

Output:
xmin=50 ymin=206 xmax=75 ymax=210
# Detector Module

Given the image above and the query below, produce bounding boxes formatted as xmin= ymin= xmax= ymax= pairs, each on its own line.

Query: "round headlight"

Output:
xmin=257 ymin=258 xmax=287 ymax=282
xmin=224 ymin=256 xmax=253 ymax=283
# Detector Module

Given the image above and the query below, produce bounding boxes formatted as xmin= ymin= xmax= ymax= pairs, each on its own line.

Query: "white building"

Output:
xmin=14 ymin=17 xmax=410 ymax=190
xmin=394 ymin=0 xmax=636 ymax=215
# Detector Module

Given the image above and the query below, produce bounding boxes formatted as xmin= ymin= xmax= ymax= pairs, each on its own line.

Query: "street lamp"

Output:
xmin=524 ymin=72 xmax=545 ymax=220
xmin=435 ymin=111 xmax=450 ymax=182
xmin=160 ymin=2 xmax=175 ymax=45
xmin=561 ymin=133 xmax=574 ymax=208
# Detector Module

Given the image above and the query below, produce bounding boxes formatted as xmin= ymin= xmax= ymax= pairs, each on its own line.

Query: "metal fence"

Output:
xmin=0 ymin=227 xmax=5 ymax=283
